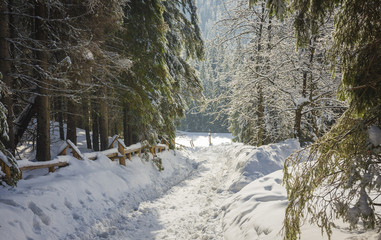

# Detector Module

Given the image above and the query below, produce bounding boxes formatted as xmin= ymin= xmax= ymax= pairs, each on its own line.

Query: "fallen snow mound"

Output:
xmin=224 ymin=139 xmax=300 ymax=193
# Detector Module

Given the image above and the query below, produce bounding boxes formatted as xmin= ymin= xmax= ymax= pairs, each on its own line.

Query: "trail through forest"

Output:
xmin=91 ymin=135 xmax=234 ymax=240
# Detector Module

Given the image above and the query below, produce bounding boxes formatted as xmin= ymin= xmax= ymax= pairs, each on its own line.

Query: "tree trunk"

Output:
xmin=35 ymin=2 xmax=50 ymax=161
xmin=82 ymin=97 xmax=92 ymax=149
xmin=257 ymin=86 xmax=264 ymax=146
xmin=57 ymin=96 xmax=65 ymax=140
xmin=128 ymin=124 xmax=133 ymax=145
xmin=255 ymin=2 xmax=266 ymax=146
xmin=99 ymin=87 xmax=108 ymax=150
xmin=294 ymin=107 xmax=303 ymax=140
xmin=91 ymin=98 xmax=100 ymax=151
xmin=66 ymin=98 xmax=77 ymax=145
xmin=124 ymin=111 xmax=134 ymax=146
xmin=0 ymin=0 xmax=15 ymax=153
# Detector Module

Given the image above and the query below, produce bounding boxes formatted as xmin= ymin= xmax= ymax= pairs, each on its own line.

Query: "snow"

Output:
xmin=368 ymin=125 xmax=381 ymax=147
xmin=117 ymin=139 xmax=127 ymax=148
xmin=125 ymin=142 xmax=142 ymax=151
xmin=176 ymin=131 xmax=233 ymax=147
xmin=0 ymin=147 xmax=194 ymax=239
xmin=1 ymin=130 xmax=379 ymax=239
xmin=295 ymin=97 xmax=309 ymax=107
xmin=109 ymin=134 xmax=119 ymax=148
xmin=17 ymin=157 xmax=69 ymax=168
xmin=223 ymin=169 xmax=379 ymax=240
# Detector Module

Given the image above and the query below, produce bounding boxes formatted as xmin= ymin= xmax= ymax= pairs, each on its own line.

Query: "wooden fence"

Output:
xmin=0 ymin=136 xmax=173 ymax=182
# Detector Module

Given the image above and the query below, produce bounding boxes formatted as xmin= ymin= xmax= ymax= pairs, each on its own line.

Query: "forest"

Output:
xmin=0 ymin=0 xmax=203 ymax=162
xmin=0 ymin=0 xmax=381 ymax=239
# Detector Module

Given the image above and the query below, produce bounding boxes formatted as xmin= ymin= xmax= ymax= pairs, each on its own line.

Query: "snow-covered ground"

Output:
xmin=0 ymin=130 xmax=379 ymax=239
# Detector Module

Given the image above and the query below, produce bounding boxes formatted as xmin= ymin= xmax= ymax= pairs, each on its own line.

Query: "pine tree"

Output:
xmin=261 ymin=0 xmax=381 ymax=238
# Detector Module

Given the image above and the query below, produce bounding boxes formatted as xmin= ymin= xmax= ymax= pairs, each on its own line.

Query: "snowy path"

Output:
xmin=99 ymin=145 xmax=234 ymax=240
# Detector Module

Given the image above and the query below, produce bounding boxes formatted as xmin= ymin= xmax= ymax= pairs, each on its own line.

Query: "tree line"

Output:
xmin=0 ymin=0 xmax=203 ymax=167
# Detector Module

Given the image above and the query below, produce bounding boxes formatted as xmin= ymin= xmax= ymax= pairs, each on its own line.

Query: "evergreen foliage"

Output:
xmin=0 ymin=74 xmax=20 ymax=187
xmin=179 ymin=0 xmax=230 ymax=133
xmin=284 ymin=106 xmax=381 ymax=239
xmin=264 ymin=0 xmax=381 ymax=238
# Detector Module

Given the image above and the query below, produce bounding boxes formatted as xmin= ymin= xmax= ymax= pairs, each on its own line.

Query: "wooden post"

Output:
xmin=4 ymin=164 xmax=11 ymax=183
xmin=127 ymin=152 xmax=131 ymax=161
xmin=151 ymin=147 xmax=156 ymax=156
xmin=208 ymin=129 xmax=212 ymax=146
xmin=117 ymin=140 xmax=126 ymax=165
xmin=120 ymin=157 xmax=126 ymax=166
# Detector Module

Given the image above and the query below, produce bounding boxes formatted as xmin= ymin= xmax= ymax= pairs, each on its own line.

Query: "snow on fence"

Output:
xmin=0 ymin=136 xmax=172 ymax=181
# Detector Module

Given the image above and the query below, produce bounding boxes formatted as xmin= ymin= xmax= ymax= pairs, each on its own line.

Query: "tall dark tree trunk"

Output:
xmin=123 ymin=106 xmax=134 ymax=146
xmin=91 ymin=98 xmax=100 ymax=151
xmin=35 ymin=2 xmax=50 ymax=161
xmin=57 ymin=96 xmax=65 ymax=140
xmin=82 ymin=97 xmax=92 ymax=149
xmin=0 ymin=0 xmax=15 ymax=153
xmin=66 ymin=98 xmax=77 ymax=145
xmin=123 ymin=106 xmax=128 ymax=146
xmin=99 ymin=87 xmax=108 ymax=150
xmin=128 ymin=124 xmax=133 ymax=145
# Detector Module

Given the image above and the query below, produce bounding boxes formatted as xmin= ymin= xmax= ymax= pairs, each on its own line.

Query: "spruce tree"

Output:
xmin=257 ymin=0 xmax=381 ymax=238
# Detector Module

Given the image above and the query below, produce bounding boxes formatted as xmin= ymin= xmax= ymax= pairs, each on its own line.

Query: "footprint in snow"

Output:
xmin=264 ymin=185 xmax=272 ymax=191
xmin=28 ymin=202 xmax=51 ymax=226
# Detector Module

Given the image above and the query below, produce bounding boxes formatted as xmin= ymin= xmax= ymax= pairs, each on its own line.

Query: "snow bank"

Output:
xmin=223 ymin=170 xmax=287 ymax=240
xmin=224 ymin=139 xmax=300 ymax=193
xmin=223 ymin=169 xmax=380 ymax=240
xmin=222 ymin=139 xmax=379 ymax=240
xmin=0 ymin=150 xmax=195 ymax=240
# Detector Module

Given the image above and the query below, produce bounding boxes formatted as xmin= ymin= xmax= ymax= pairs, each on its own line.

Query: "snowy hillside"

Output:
xmin=0 ymin=130 xmax=196 ymax=239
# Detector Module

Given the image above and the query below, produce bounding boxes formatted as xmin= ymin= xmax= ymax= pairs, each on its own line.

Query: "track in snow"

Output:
xmin=99 ymin=145 xmax=234 ymax=240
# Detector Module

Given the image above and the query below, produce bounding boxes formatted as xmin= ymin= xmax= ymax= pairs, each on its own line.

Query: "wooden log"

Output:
xmin=72 ymin=150 xmax=81 ymax=160
xmin=66 ymin=140 xmax=83 ymax=160
xmin=19 ymin=162 xmax=69 ymax=171
xmin=18 ymin=161 xmax=69 ymax=179
xmin=127 ymin=152 xmax=131 ymax=161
